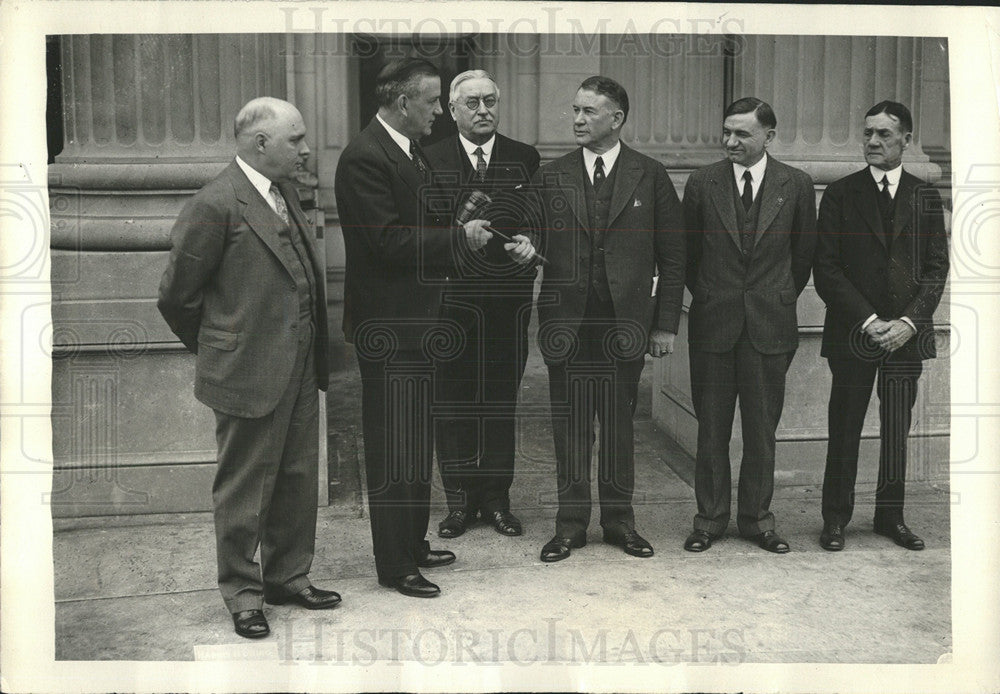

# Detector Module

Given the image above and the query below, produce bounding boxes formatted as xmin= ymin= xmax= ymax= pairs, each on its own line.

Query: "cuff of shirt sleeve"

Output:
xmin=861 ymin=313 xmax=878 ymax=331
xmin=900 ymin=316 xmax=916 ymax=332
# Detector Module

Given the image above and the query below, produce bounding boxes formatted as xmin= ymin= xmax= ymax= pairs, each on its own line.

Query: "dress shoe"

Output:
xmin=683 ymin=530 xmax=715 ymax=552
xmin=752 ymin=529 xmax=790 ymax=554
xmin=265 ymin=584 xmax=342 ymax=610
xmin=417 ymin=548 xmax=456 ymax=568
xmin=540 ymin=534 xmax=586 ymax=563
xmin=232 ymin=609 xmax=270 ymax=639
xmin=603 ymin=527 xmax=654 ymax=558
xmin=819 ymin=524 xmax=845 ymax=551
xmin=438 ymin=509 xmax=473 ymax=538
xmin=378 ymin=572 xmax=440 ymax=598
xmin=873 ymin=520 xmax=924 ymax=550
xmin=490 ymin=510 xmax=523 ymax=536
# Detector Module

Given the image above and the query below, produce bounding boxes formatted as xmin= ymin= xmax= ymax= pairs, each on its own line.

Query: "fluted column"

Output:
xmin=48 ymin=35 xmax=290 ymax=515
xmin=732 ymin=35 xmax=939 ymax=184
xmin=601 ymin=34 xmax=727 ymax=170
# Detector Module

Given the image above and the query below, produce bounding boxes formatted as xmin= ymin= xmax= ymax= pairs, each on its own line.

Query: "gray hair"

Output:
xmin=234 ymin=97 xmax=287 ymax=139
xmin=449 ymin=70 xmax=500 ymax=103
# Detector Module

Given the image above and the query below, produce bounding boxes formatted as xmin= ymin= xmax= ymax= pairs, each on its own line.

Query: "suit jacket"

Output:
xmin=683 ymin=156 xmax=817 ymax=355
xmin=158 ymin=160 xmax=330 ymax=418
xmin=423 ymin=132 xmax=540 ymax=280
xmin=532 ymin=143 xmax=685 ymax=363
xmin=814 ymin=167 xmax=949 ymax=362
xmin=335 ymin=117 xmax=457 ymax=353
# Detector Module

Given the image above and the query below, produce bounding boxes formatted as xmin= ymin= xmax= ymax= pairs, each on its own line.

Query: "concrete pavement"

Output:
xmin=53 ymin=349 xmax=952 ymax=664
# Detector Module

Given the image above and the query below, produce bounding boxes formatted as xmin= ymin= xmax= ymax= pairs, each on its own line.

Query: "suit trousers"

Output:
xmin=358 ymin=349 xmax=433 ymax=580
xmin=212 ymin=323 xmax=318 ymax=614
xmin=690 ymin=333 xmax=793 ymax=536
xmin=821 ymin=356 xmax=923 ymax=527
xmin=435 ymin=289 xmax=532 ymax=515
xmin=548 ymin=293 xmax=644 ymax=540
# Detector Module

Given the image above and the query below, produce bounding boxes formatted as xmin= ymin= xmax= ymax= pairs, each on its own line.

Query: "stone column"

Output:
xmin=48 ymin=34 xmax=290 ymax=515
xmin=652 ymin=36 xmax=949 ymax=488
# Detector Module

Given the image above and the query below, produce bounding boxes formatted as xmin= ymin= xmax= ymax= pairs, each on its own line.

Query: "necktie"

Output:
xmin=593 ymin=156 xmax=605 ymax=188
xmin=741 ymin=170 xmax=753 ymax=212
xmin=880 ymin=175 xmax=893 ymax=208
xmin=410 ymin=140 xmax=428 ymax=177
xmin=474 ymin=146 xmax=488 ymax=183
xmin=269 ymin=184 xmax=289 ymax=224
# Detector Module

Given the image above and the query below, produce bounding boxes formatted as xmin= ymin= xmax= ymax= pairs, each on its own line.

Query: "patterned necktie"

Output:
xmin=474 ymin=146 xmax=488 ymax=183
xmin=269 ymin=184 xmax=289 ymax=224
xmin=741 ymin=170 xmax=754 ymax=212
xmin=593 ymin=156 xmax=605 ymax=189
xmin=410 ymin=140 xmax=428 ymax=177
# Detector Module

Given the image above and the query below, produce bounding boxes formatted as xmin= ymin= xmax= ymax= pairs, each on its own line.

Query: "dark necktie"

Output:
xmin=741 ymin=170 xmax=753 ymax=212
xmin=474 ymin=146 xmax=488 ymax=183
xmin=593 ymin=156 xmax=605 ymax=189
xmin=409 ymin=140 xmax=428 ymax=177
xmin=879 ymin=175 xmax=893 ymax=209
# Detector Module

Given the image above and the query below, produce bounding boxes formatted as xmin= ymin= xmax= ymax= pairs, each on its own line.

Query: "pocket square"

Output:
xmin=633 ymin=199 xmax=642 ymax=207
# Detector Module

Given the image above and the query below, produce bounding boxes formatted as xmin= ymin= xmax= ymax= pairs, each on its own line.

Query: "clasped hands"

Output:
xmin=864 ymin=317 xmax=916 ymax=352
xmin=462 ymin=219 xmax=536 ymax=265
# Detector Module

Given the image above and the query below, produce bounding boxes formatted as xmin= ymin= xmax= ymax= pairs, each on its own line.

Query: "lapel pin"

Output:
xmin=634 ymin=199 xmax=642 ymax=207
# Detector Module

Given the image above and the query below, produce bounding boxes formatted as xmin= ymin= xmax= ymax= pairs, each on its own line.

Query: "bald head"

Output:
xmin=234 ymin=97 xmax=310 ymax=182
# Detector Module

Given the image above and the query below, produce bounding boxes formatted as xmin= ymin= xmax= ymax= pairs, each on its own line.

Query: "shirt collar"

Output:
xmin=733 ymin=153 xmax=768 ymax=185
xmin=582 ymin=140 xmax=621 ymax=177
xmin=869 ymin=164 xmax=902 ymax=187
xmin=376 ymin=113 xmax=413 ymax=157
xmin=459 ymin=133 xmax=495 ymax=158
xmin=235 ymin=156 xmax=274 ymax=202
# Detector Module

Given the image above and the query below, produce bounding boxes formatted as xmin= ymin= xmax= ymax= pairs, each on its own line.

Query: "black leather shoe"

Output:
xmin=491 ymin=510 xmax=523 ymax=536
xmin=819 ymin=524 xmax=845 ymax=551
xmin=232 ymin=609 xmax=270 ymax=639
xmin=752 ymin=530 xmax=790 ymax=554
xmin=438 ymin=509 xmax=473 ymax=538
xmin=683 ymin=530 xmax=715 ymax=552
xmin=265 ymin=584 xmax=342 ymax=610
xmin=417 ymin=548 xmax=456 ymax=568
xmin=873 ymin=520 xmax=924 ymax=550
xmin=378 ymin=573 xmax=441 ymax=598
xmin=603 ymin=527 xmax=654 ymax=557
xmin=540 ymin=534 xmax=585 ymax=562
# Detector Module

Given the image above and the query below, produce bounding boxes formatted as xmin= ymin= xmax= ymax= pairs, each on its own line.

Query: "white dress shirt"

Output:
xmin=236 ymin=156 xmax=281 ymax=215
xmin=732 ymin=153 xmax=768 ymax=203
xmin=459 ymin=133 xmax=495 ymax=171
xmin=582 ymin=140 xmax=621 ymax=184
xmin=376 ymin=113 xmax=413 ymax=158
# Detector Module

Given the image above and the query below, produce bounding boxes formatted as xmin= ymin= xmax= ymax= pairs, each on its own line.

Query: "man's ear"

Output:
xmin=613 ymin=110 xmax=625 ymax=130
xmin=396 ymin=93 xmax=408 ymax=115
xmin=763 ymin=128 xmax=776 ymax=148
xmin=254 ymin=131 xmax=268 ymax=153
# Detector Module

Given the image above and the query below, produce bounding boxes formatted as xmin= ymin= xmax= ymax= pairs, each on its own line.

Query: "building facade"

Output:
xmin=47 ymin=33 xmax=951 ymax=515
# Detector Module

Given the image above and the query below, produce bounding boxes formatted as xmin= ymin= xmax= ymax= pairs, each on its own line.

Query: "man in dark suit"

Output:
xmin=532 ymin=76 xmax=685 ymax=563
xmin=814 ymin=100 xmax=948 ymax=552
xmin=682 ymin=97 xmax=816 ymax=554
xmin=335 ymin=59 xmax=493 ymax=598
xmin=159 ymin=97 xmax=340 ymax=639
xmin=423 ymin=69 xmax=541 ymax=540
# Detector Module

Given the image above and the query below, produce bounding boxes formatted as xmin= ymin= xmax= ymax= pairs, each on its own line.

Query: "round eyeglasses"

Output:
xmin=460 ymin=96 xmax=498 ymax=111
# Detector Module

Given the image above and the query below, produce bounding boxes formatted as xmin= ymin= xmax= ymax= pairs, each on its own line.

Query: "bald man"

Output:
xmin=159 ymin=97 xmax=340 ymax=639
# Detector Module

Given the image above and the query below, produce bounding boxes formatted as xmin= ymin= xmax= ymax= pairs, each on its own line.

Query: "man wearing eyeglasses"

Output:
xmin=423 ymin=69 xmax=540 ymax=540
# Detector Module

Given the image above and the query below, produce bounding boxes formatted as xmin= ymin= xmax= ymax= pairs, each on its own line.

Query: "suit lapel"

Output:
xmin=564 ymin=149 xmax=590 ymax=233
xmin=229 ymin=163 xmax=300 ymax=281
xmin=370 ymin=119 xmax=423 ymax=203
xmin=707 ymin=162 xmax=741 ymax=249
xmin=892 ymin=171 xmax=916 ymax=242
xmin=849 ymin=169 xmax=887 ymax=248
xmin=753 ymin=160 xmax=790 ymax=244
xmin=607 ymin=145 xmax=643 ymax=228
xmin=280 ymin=181 xmax=324 ymax=279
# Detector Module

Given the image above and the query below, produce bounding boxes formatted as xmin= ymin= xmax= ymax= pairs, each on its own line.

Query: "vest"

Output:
xmin=273 ymin=199 xmax=317 ymax=334
xmin=732 ymin=172 xmax=763 ymax=259
xmin=583 ymin=159 xmax=619 ymax=302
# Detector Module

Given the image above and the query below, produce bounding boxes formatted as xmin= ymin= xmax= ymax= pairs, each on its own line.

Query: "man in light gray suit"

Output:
xmin=159 ymin=97 xmax=340 ymax=639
